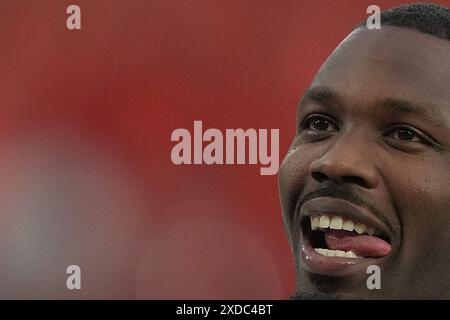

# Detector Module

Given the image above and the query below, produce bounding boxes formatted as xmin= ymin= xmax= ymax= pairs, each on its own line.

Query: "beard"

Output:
xmin=291 ymin=273 xmax=355 ymax=300
xmin=290 ymin=291 xmax=345 ymax=300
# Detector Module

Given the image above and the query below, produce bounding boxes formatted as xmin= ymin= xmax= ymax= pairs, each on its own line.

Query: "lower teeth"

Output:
xmin=314 ymin=248 xmax=360 ymax=258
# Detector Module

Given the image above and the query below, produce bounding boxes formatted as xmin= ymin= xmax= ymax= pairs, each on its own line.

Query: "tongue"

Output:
xmin=325 ymin=229 xmax=391 ymax=258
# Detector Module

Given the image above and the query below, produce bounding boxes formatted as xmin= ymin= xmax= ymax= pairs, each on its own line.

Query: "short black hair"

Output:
xmin=361 ymin=2 xmax=450 ymax=41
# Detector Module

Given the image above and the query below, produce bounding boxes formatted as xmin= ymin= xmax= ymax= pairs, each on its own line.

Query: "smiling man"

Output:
xmin=278 ymin=3 xmax=450 ymax=299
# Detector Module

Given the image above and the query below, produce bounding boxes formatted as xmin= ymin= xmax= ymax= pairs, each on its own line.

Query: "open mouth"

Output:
xmin=298 ymin=197 xmax=393 ymax=276
xmin=303 ymin=214 xmax=391 ymax=259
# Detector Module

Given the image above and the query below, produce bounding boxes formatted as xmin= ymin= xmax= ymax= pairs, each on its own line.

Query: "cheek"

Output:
xmin=383 ymin=158 xmax=450 ymax=214
xmin=402 ymin=171 xmax=450 ymax=238
xmin=278 ymin=146 xmax=314 ymax=209
xmin=278 ymin=146 xmax=311 ymax=243
xmin=381 ymin=158 xmax=450 ymax=251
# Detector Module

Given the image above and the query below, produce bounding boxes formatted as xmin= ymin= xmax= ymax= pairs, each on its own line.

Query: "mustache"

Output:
xmin=296 ymin=183 xmax=386 ymax=225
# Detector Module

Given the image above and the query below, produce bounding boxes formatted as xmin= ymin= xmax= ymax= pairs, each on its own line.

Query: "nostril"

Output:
xmin=311 ymin=171 xmax=329 ymax=183
xmin=342 ymin=176 xmax=368 ymax=188
xmin=311 ymin=171 xmax=369 ymax=188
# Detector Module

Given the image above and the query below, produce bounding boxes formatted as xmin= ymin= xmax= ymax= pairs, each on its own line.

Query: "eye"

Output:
xmin=301 ymin=114 xmax=338 ymax=132
xmin=383 ymin=124 xmax=447 ymax=152
xmin=386 ymin=126 xmax=424 ymax=143
xmin=384 ymin=125 xmax=447 ymax=152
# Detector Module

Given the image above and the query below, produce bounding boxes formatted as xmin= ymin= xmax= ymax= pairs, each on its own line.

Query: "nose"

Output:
xmin=309 ymin=133 xmax=379 ymax=189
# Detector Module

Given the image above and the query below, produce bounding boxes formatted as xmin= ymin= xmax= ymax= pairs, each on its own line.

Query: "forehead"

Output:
xmin=311 ymin=26 xmax=450 ymax=117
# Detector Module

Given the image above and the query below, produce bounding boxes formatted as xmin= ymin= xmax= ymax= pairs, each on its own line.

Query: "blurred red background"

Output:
xmin=0 ymin=0 xmax=448 ymax=299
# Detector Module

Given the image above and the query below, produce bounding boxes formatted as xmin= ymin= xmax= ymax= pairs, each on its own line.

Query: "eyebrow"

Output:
xmin=298 ymin=86 xmax=447 ymax=128
xmin=376 ymin=98 xmax=446 ymax=128
xmin=298 ymin=86 xmax=343 ymax=111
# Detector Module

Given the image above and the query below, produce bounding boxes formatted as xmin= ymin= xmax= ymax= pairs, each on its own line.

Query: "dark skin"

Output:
xmin=278 ymin=26 xmax=450 ymax=299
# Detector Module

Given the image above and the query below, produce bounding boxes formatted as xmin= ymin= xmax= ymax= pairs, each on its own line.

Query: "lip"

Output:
xmin=298 ymin=197 xmax=394 ymax=276
xmin=300 ymin=237 xmax=387 ymax=276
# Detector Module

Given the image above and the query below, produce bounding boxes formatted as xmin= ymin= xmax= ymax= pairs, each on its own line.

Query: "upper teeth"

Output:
xmin=310 ymin=214 xmax=375 ymax=236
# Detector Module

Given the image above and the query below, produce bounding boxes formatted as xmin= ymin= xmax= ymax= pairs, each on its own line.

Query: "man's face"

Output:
xmin=278 ymin=26 xmax=450 ymax=299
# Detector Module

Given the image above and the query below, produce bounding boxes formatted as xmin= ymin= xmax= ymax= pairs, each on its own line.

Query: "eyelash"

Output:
xmin=299 ymin=114 xmax=441 ymax=149
xmin=300 ymin=114 xmax=337 ymax=132
xmin=384 ymin=125 xmax=425 ymax=143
